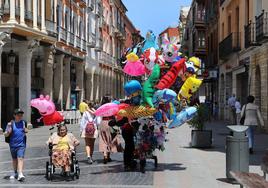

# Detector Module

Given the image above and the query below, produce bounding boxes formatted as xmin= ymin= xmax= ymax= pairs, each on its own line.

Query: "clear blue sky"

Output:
xmin=122 ymin=0 xmax=192 ymax=37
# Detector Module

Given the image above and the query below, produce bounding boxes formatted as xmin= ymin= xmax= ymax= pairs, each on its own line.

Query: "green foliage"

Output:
xmin=188 ymin=104 xmax=209 ymax=130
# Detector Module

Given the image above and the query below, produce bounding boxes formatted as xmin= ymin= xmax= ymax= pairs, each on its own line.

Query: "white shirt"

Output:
xmin=228 ymin=96 xmax=236 ymax=107
xmin=235 ymin=101 xmax=241 ymax=113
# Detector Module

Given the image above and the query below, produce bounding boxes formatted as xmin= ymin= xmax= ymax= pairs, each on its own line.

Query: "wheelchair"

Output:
xmin=45 ymin=143 xmax=80 ymax=181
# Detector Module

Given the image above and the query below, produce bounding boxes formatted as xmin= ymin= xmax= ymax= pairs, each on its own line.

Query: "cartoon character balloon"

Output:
xmin=161 ymin=36 xmax=181 ymax=63
xmin=142 ymin=30 xmax=159 ymax=53
xmin=142 ymin=47 xmax=160 ymax=73
xmin=124 ymin=80 xmax=142 ymax=105
xmin=123 ymin=52 xmax=146 ymax=76
xmin=178 ymin=76 xmax=203 ymax=101
xmin=30 ymin=95 xmax=64 ymax=125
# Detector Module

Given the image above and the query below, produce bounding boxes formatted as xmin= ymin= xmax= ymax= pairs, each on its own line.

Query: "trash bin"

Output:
xmin=226 ymin=125 xmax=249 ymax=179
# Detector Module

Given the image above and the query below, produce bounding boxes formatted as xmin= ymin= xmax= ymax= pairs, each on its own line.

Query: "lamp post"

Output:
xmin=8 ymin=36 xmax=16 ymax=65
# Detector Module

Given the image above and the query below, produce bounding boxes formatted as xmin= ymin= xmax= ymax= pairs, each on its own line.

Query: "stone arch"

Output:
xmin=255 ymin=64 xmax=261 ymax=107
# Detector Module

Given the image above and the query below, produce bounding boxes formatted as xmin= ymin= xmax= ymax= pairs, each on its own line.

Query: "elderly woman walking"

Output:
xmin=241 ymin=95 xmax=264 ymax=154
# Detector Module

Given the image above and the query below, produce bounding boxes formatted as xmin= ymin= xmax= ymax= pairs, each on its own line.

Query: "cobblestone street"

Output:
xmin=1 ymin=122 xmax=268 ymax=187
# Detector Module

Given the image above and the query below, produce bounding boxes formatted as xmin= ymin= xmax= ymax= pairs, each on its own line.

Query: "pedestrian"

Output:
xmin=47 ymin=124 xmax=80 ymax=180
xmin=241 ymin=95 xmax=264 ymax=154
xmin=227 ymin=94 xmax=236 ymax=124
xmin=213 ymin=102 xmax=219 ymax=120
xmin=98 ymin=95 xmax=114 ymax=164
xmin=3 ymin=108 xmax=28 ymax=181
xmin=110 ymin=117 xmax=137 ymax=171
xmin=79 ymin=99 xmax=89 ymax=116
xmin=235 ymin=98 xmax=241 ymax=125
xmin=80 ymin=101 xmax=99 ymax=164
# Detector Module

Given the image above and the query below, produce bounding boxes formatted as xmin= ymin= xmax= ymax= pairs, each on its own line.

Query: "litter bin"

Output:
xmin=226 ymin=125 xmax=249 ymax=179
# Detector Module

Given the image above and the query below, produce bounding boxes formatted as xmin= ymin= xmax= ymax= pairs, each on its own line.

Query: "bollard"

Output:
xmin=226 ymin=125 xmax=249 ymax=179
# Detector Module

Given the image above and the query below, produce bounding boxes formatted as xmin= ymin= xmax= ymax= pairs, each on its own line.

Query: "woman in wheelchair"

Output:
xmin=46 ymin=124 xmax=80 ymax=180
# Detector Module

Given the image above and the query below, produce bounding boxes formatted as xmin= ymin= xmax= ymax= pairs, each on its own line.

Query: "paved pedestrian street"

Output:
xmin=0 ymin=122 xmax=268 ymax=188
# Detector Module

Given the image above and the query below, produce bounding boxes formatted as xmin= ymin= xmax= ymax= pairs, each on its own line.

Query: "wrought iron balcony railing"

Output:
xmin=244 ymin=21 xmax=260 ymax=48
xmin=219 ymin=32 xmax=241 ymax=59
xmin=256 ymin=10 xmax=268 ymax=43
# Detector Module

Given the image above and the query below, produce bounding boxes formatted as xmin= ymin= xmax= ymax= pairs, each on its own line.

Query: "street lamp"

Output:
xmin=8 ymin=36 xmax=16 ymax=65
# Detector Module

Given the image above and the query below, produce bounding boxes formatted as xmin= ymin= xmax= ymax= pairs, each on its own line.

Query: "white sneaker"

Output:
xmin=17 ymin=174 xmax=25 ymax=181
xmin=9 ymin=172 xmax=18 ymax=180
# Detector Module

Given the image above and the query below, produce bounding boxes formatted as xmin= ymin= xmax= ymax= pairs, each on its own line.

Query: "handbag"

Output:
xmin=240 ymin=104 xmax=247 ymax=125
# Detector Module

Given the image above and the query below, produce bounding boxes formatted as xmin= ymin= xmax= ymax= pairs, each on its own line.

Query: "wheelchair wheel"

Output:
xmin=46 ymin=162 xmax=53 ymax=181
xmin=75 ymin=167 xmax=80 ymax=179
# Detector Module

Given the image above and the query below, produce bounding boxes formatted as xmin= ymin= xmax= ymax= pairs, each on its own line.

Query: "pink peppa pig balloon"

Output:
xmin=94 ymin=103 xmax=119 ymax=117
xmin=30 ymin=95 xmax=55 ymax=116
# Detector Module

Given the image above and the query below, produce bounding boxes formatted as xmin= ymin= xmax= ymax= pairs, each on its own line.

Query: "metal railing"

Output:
xmin=74 ymin=36 xmax=80 ymax=48
xmin=59 ymin=27 xmax=67 ymax=42
xmin=256 ymin=11 xmax=268 ymax=43
xmin=244 ymin=21 xmax=258 ymax=48
xmin=46 ymin=20 xmax=57 ymax=37
xmin=219 ymin=32 xmax=241 ymax=59
xmin=82 ymin=39 xmax=86 ymax=51
xmin=69 ymin=32 xmax=74 ymax=46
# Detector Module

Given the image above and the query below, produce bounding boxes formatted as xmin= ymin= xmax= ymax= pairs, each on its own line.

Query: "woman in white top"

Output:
xmin=235 ymin=99 xmax=241 ymax=124
xmin=80 ymin=102 xmax=100 ymax=164
xmin=241 ymin=95 xmax=264 ymax=154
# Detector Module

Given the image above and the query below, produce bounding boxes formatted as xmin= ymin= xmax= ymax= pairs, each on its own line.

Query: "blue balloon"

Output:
xmin=124 ymin=80 xmax=142 ymax=96
xmin=167 ymin=106 xmax=197 ymax=128
xmin=112 ymin=100 xmax=120 ymax=104
xmin=153 ymin=89 xmax=177 ymax=107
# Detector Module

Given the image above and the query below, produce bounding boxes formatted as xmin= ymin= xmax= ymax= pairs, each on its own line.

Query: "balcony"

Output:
xmin=46 ymin=20 xmax=57 ymax=38
xmin=82 ymin=39 xmax=86 ymax=52
xmin=59 ymin=27 xmax=67 ymax=42
xmin=76 ymin=36 xmax=81 ymax=49
xmin=69 ymin=32 xmax=74 ymax=46
xmin=100 ymin=52 xmax=114 ymax=65
xmin=256 ymin=11 xmax=268 ymax=43
xmin=95 ymin=38 xmax=103 ymax=52
xmin=87 ymin=33 xmax=96 ymax=47
xmin=193 ymin=9 xmax=206 ymax=27
xmin=244 ymin=21 xmax=260 ymax=48
xmin=219 ymin=32 xmax=241 ymax=60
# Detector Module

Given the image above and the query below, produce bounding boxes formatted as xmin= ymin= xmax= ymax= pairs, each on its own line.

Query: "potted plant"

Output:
xmin=188 ymin=104 xmax=212 ymax=148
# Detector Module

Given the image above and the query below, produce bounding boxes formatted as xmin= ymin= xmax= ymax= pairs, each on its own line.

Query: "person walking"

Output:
xmin=4 ymin=109 xmax=28 ymax=181
xmin=79 ymin=99 xmax=89 ymax=116
xmin=98 ymin=95 xmax=114 ymax=164
xmin=241 ymin=95 xmax=264 ymax=154
xmin=235 ymin=98 xmax=241 ymax=125
xmin=228 ymin=94 xmax=236 ymax=124
xmin=80 ymin=102 xmax=98 ymax=164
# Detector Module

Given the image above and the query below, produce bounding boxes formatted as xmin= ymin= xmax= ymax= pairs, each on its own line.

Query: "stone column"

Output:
xmin=63 ymin=57 xmax=71 ymax=110
xmin=43 ymin=47 xmax=54 ymax=97
xmin=7 ymin=0 xmax=17 ymax=23
xmin=19 ymin=43 xmax=35 ymax=123
xmin=41 ymin=0 xmax=46 ymax=32
xmin=0 ymin=46 xmax=2 ymax=133
xmin=76 ymin=62 xmax=84 ymax=103
xmin=19 ymin=0 xmax=26 ymax=26
xmin=33 ymin=0 xmax=38 ymax=30
xmin=54 ymin=54 xmax=64 ymax=110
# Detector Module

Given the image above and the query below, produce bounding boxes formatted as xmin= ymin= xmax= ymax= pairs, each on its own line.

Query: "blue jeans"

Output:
xmin=246 ymin=126 xmax=256 ymax=149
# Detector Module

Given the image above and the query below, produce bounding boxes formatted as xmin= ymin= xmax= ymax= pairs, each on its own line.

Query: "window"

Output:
xmin=228 ymin=15 xmax=231 ymax=34
xmin=65 ymin=11 xmax=68 ymax=30
xmin=256 ymin=0 xmax=262 ymax=16
xmin=198 ymin=31 xmax=206 ymax=48
xmin=236 ymin=7 xmax=239 ymax=32
xmin=246 ymin=0 xmax=249 ymax=25
xmin=222 ymin=22 xmax=224 ymax=40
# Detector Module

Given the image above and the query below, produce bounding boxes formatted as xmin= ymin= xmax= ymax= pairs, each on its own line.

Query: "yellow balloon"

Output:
xmin=178 ymin=76 xmax=202 ymax=100
xmin=118 ymin=105 xmax=157 ymax=119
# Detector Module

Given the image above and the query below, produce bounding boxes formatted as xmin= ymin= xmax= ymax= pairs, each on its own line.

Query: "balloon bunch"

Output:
xmin=94 ymin=30 xmax=204 ymax=154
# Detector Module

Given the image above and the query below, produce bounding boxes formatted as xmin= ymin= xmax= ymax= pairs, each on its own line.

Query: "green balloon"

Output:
xmin=142 ymin=64 xmax=160 ymax=107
